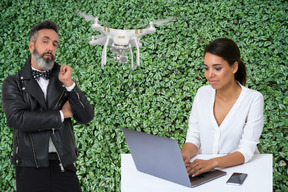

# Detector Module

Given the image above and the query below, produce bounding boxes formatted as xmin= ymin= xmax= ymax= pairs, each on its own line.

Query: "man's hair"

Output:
xmin=29 ymin=20 xmax=59 ymax=42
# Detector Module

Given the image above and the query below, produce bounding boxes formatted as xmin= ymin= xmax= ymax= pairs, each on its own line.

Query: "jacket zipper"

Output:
xmin=56 ymin=151 xmax=65 ymax=172
xmin=51 ymin=90 xmax=64 ymax=139
xmin=15 ymin=130 xmax=19 ymax=164
xmin=15 ymin=129 xmax=19 ymax=154
xmin=52 ymin=90 xmax=65 ymax=172
xmin=29 ymin=133 xmax=39 ymax=168
xmin=54 ymin=90 xmax=65 ymax=110
xmin=75 ymin=89 xmax=85 ymax=108
xmin=52 ymin=128 xmax=65 ymax=172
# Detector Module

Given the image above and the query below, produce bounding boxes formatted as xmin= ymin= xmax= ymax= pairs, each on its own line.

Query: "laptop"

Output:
xmin=122 ymin=128 xmax=226 ymax=188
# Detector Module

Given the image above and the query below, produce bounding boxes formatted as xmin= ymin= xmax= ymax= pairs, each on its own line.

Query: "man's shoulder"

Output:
xmin=1 ymin=75 xmax=22 ymax=99
xmin=3 ymin=72 xmax=20 ymax=82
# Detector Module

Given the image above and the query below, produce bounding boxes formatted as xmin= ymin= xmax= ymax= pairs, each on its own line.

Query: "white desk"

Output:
xmin=121 ymin=154 xmax=273 ymax=192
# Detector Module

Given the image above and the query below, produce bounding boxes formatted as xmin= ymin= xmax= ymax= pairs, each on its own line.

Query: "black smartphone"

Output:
xmin=226 ymin=172 xmax=248 ymax=185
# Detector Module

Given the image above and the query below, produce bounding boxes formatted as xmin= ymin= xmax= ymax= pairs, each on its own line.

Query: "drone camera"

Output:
xmin=115 ymin=55 xmax=128 ymax=63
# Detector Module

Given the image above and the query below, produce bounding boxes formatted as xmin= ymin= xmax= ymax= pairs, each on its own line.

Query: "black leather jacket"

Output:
xmin=1 ymin=57 xmax=94 ymax=168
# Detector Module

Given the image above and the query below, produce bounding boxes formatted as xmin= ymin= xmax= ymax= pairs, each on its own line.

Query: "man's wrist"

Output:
xmin=62 ymin=79 xmax=74 ymax=87
xmin=65 ymin=82 xmax=76 ymax=91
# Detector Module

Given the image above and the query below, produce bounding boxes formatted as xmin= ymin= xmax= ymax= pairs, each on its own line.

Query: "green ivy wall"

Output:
xmin=1 ymin=0 xmax=287 ymax=191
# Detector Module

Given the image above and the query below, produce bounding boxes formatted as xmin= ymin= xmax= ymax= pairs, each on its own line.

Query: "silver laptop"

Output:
xmin=122 ymin=128 xmax=226 ymax=188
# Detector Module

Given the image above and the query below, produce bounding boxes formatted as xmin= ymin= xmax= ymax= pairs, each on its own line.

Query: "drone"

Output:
xmin=77 ymin=11 xmax=172 ymax=70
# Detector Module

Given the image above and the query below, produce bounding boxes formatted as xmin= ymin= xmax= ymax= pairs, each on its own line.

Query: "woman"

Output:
xmin=181 ymin=38 xmax=264 ymax=177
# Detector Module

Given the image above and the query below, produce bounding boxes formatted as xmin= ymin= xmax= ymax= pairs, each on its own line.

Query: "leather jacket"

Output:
xmin=1 ymin=57 xmax=94 ymax=169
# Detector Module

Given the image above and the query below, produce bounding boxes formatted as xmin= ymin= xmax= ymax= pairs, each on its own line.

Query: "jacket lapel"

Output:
xmin=25 ymin=79 xmax=48 ymax=110
xmin=46 ymin=70 xmax=66 ymax=110
xmin=20 ymin=57 xmax=47 ymax=110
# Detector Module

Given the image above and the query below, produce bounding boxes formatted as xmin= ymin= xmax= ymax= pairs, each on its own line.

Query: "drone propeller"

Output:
xmin=89 ymin=36 xmax=107 ymax=45
xmin=137 ymin=17 xmax=173 ymax=28
xmin=76 ymin=10 xmax=94 ymax=21
xmin=76 ymin=10 xmax=107 ymax=25
xmin=77 ymin=35 xmax=105 ymax=44
xmin=151 ymin=17 xmax=174 ymax=26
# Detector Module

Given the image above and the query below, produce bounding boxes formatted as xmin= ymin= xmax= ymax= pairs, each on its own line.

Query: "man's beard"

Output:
xmin=32 ymin=47 xmax=55 ymax=71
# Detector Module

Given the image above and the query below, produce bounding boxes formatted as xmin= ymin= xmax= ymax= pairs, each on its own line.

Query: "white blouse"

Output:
xmin=185 ymin=84 xmax=264 ymax=163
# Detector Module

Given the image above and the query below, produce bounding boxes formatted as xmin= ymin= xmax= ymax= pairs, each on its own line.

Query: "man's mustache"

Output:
xmin=42 ymin=52 xmax=54 ymax=60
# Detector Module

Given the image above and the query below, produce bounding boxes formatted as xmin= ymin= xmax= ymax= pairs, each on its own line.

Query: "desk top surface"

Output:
xmin=121 ymin=154 xmax=273 ymax=192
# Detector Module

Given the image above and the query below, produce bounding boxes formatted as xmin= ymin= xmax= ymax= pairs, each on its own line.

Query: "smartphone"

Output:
xmin=226 ymin=172 xmax=248 ymax=185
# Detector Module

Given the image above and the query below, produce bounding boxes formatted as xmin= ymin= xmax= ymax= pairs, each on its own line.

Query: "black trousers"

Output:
xmin=16 ymin=160 xmax=82 ymax=192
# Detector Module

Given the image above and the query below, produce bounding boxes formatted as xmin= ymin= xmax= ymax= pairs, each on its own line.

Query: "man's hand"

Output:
xmin=61 ymin=101 xmax=73 ymax=119
xmin=59 ymin=64 xmax=74 ymax=87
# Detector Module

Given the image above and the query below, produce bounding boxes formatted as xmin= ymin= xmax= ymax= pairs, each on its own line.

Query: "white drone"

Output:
xmin=77 ymin=11 xmax=172 ymax=70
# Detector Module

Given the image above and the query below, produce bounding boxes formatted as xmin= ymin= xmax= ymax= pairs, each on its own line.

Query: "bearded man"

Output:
xmin=1 ymin=20 xmax=94 ymax=192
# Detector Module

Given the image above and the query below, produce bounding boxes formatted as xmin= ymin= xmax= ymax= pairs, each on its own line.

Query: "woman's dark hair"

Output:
xmin=204 ymin=38 xmax=247 ymax=86
xmin=29 ymin=20 xmax=59 ymax=42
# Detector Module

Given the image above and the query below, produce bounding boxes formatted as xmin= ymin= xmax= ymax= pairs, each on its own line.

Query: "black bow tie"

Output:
xmin=32 ymin=70 xmax=51 ymax=80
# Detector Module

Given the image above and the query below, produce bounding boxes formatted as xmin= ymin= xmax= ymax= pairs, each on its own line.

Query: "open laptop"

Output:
xmin=122 ymin=128 xmax=226 ymax=188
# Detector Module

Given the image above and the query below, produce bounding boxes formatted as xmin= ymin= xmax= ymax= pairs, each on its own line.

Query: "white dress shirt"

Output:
xmin=185 ymin=84 xmax=264 ymax=163
xmin=32 ymin=67 xmax=75 ymax=153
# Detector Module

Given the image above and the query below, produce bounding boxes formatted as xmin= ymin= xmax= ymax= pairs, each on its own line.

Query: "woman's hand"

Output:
xmin=182 ymin=152 xmax=192 ymax=172
xmin=187 ymin=159 xmax=218 ymax=177
xmin=181 ymin=143 xmax=199 ymax=175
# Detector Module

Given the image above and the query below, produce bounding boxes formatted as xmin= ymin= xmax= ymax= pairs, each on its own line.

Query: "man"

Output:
xmin=1 ymin=20 xmax=94 ymax=192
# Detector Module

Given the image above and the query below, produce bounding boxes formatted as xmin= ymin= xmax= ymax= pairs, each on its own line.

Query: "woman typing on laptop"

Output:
xmin=181 ymin=38 xmax=264 ymax=177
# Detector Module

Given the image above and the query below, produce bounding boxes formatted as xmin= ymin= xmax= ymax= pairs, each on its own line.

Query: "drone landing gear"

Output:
xmin=101 ymin=37 xmax=110 ymax=70
xmin=133 ymin=38 xmax=140 ymax=70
